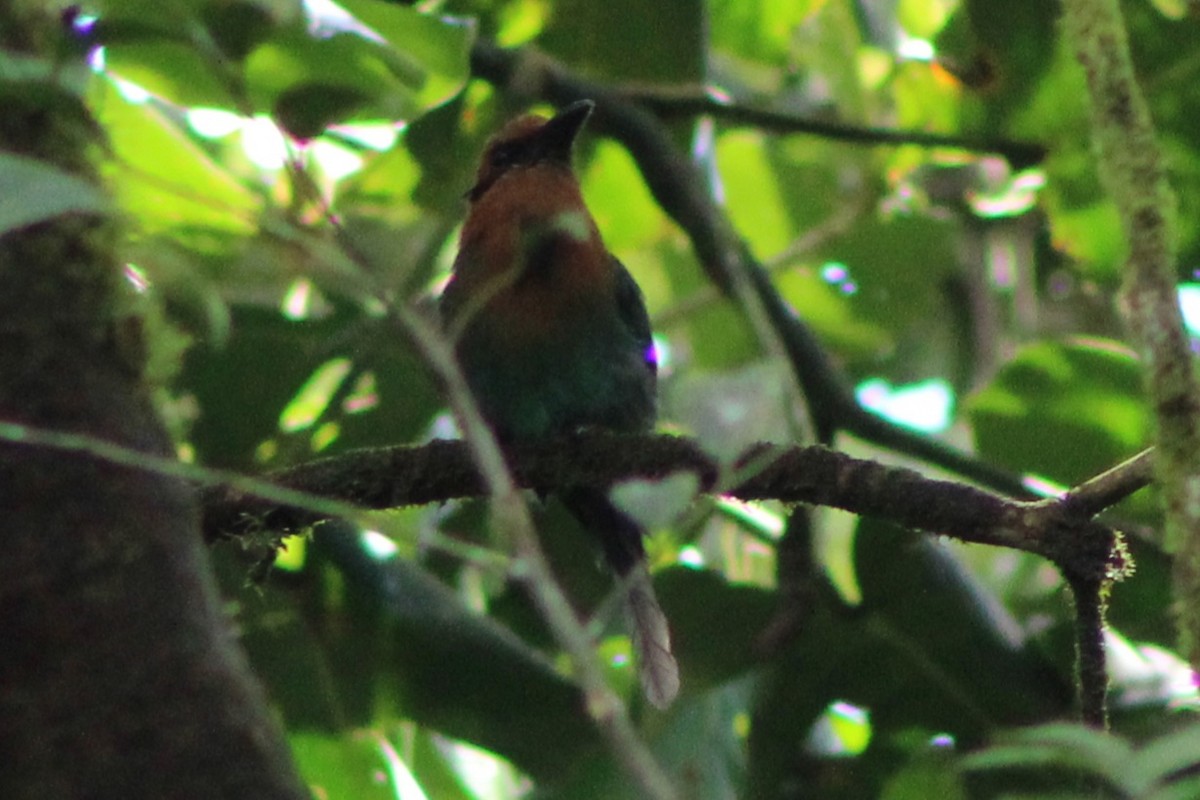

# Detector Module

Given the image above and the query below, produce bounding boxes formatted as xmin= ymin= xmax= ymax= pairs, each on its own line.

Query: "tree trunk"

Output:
xmin=0 ymin=8 xmax=306 ymax=799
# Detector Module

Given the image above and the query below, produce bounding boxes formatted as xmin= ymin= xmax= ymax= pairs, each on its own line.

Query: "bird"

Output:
xmin=439 ymin=99 xmax=679 ymax=709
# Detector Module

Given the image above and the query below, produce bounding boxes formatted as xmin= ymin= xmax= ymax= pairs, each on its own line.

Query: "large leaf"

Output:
xmin=98 ymin=0 xmax=300 ymax=109
xmin=236 ymin=523 xmax=604 ymax=784
xmin=745 ymin=519 xmax=1072 ymax=797
xmin=0 ymin=152 xmax=107 ymax=234
xmin=335 ymin=0 xmax=474 ymax=111
xmin=934 ymin=0 xmax=1065 ymax=136
xmin=101 ymin=0 xmax=470 ymax=136
xmin=245 ymin=30 xmax=419 ymax=135
xmin=312 ymin=526 xmax=602 ymax=783
xmin=961 ymin=721 xmax=1200 ymax=797
xmin=244 ymin=3 xmax=472 ymax=136
xmin=290 ymin=731 xmax=410 ymax=800
xmin=967 ymin=338 xmax=1148 ymax=485
xmin=181 ymin=306 xmax=440 ymax=468
xmin=92 ymin=76 xmax=260 ymax=243
xmin=853 ymin=520 xmax=1073 ymax=729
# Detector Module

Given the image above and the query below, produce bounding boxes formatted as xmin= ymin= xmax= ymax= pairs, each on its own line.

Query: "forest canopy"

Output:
xmin=5 ymin=0 xmax=1200 ymax=798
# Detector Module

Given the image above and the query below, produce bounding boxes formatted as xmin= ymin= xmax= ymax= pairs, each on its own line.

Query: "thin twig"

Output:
xmin=1062 ymin=448 xmax=1155 ymax=518
xmin=620 ymin=88 xmax=1047 ymax=168
xmin=653 ymin=193 xmax=865 ymax=328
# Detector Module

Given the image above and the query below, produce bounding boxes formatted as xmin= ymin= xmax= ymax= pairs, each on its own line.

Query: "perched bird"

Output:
xmin=440 ymin=100 xmax=679 ymax=708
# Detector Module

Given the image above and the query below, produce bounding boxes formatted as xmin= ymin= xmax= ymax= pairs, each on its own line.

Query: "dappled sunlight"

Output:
xmin=807 ymin=701 xmax=871 ymax=757
xmin=856 ymin=378 xmax=954 ymax=434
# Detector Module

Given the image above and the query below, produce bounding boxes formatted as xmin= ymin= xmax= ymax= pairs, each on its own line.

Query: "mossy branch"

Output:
xmin=1061 ymin=0 xmax=1200 ymax=671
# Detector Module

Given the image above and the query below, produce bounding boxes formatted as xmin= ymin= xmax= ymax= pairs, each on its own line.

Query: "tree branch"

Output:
xmin=622 ymin=88 xmax=1047 ymax=169
xmin=204 ymin=428 xmax=1138 ymax=730
xmin=1069 ymin=574 xmax=1110 ymax=728
xmin=202 ymin=433 xmax=1133 ymax=580
xmin=1062 ymin=448 xmax=1155 ymax=519
xmin=1061 ymin=0 xmax=1200 ymax=670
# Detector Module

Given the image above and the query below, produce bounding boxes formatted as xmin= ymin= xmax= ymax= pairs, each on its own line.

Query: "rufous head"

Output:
xmin=466 ymin=100 xmax=595 ymax=202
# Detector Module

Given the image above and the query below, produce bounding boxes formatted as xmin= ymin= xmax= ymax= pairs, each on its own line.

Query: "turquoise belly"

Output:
xmin=457 ymin=317 xmax=654 ymax=441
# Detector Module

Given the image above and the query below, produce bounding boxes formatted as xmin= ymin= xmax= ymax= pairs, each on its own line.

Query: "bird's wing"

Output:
xmin=612 ymin=256 xmax=657 ymax=376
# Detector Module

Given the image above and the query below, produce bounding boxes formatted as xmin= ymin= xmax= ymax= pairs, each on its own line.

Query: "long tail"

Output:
xmin=562 ymin=486 xmax=680 ymax=709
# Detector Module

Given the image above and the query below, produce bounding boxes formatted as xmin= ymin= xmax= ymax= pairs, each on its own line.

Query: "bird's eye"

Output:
xmin=489 ymin=142 xmax=522 ymax=169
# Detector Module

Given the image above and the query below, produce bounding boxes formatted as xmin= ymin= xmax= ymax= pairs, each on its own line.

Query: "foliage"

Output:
xmin=12 ymin=0 xmax=1200 ymax=796
xmin=961 ymin=720 xmax=1200 ymax=799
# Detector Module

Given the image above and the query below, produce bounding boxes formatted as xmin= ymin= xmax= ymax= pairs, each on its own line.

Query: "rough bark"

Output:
xmin=0 ymin=8 xmax=306 ymax=799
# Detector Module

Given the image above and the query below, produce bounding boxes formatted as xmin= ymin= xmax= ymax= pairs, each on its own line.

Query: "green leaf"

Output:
xmin=311 ymin=526 xmax=602 ymax=784
xmin=0 ymin=152 xmax=107 ymax=234
xmin=337 ymin=140 xmax=422 ymax=208
xmin=181 ymin=306 xmax=440 ymax=468
xmin=655 ymin=567 xmax=775 ymax=690
xmin=961 ymin=723 xmax=1134 ymax=791
xmin=818 ymin=212 xmax=960 ymax=333
xmin=98 ymin=0 xmax=302 ymax=109
xmin=580 ymin=140 xmax=665 ymax=253
xmin=1147 ymin=775 xmax=1200 ymax=800
xmin=935 ymin=0 xmax=1063 ymax=135
xmin=404 ymin=730 xmax=481 ymax=800
xmin=241 ymin=5 xmax=471 ymax=135
xmin=93 ymin=0 xmax=210 ymax=33
xmin=881 ymin=745 xmax=966 ymax=800
xmin=539 ymin=668 xmax=755 ymax=800
xmin=1041 ymin=146 xmax=1125 ymax=276
xmin=401 ymin=93 xmax=480 ymax=215
xmin=718 ymin=131 xmax=794 ymax=255
xmin=278 ymin=357 xmax=353 ymax=433
xmin=1129 ymin=723 xmax=1200 ymax=793
xmin=202 ymin=0 xmax=280 ymax=61
xmin=335 ymin=0 xmax=475 ymax=109
xmin=273 ymin=83 xmax=373 ymax=140
xmin=896 ymin=0 xmax=954 ymax=39
xmin=776 ymin=269 xmax=892 ymax=358
xmin=854 ymin=521 xmax=1072 ymax=733
xmin=103 ymin=36 xmax=238 ymax=109
xmin=659 ymin=239 xmax=758 ymax=369
xmin=290 ymin=731 xmax=411 ymax=800
xmin=246 ymin=30 xmax=419 ymax=127
xmin=967 ymin=338 xmax=1148 ymax=485
xmin=92 ymin=76 xmax=259 ymax=242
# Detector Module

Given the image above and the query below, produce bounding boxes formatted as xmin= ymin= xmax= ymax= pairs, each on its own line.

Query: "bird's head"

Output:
xmin=466 ymin=99 xmax=595 ymax=202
